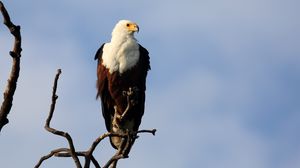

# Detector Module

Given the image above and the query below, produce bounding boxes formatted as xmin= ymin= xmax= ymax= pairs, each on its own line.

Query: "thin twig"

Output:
xmin=84 ymin=132 xmax=111 ymax=168
xmin=34 ymin=148 xmax=69 ymax=168
xmin=137 ymin=129 xmax=157 ymax=135
xmin=0 ymin=1 xmax=22 ymax=132
xmin=103 ymin=154 xmax=124 ymax=168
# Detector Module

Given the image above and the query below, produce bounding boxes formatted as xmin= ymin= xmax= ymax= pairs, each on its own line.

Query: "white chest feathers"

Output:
xmin=102 ymin=38 xmax=140 ymax=74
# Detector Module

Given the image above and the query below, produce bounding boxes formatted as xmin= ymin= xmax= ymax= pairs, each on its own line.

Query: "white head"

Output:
xmin=111 ymin=20 xmax=139 ymax=39
xmin=102 ymin=20 xmax=141 ymax=74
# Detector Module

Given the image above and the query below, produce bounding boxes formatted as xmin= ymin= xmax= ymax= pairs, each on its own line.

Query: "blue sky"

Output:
xmin=1 ymin=0 xmax=300 ymax=167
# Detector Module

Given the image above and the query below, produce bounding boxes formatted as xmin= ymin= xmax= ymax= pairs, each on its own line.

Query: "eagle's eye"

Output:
xmin=126 ymin=23 xmax=130 ymax=27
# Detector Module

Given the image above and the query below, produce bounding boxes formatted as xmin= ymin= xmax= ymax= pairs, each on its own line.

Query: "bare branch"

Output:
xmin=0 ymin=1 xmax=22 ymax=132
xmin=103 ymin=154 xmax=124 ymax=168
xmin=102 ymin=129 xmax=156 ymax=168
xmin=84 ymin=132 xmax=111 ymax=168
xmin=137 ymin=129 xmax=157 ymax=135
xmin=36 ymin=69 xmax=82 ymax=168
xmin=35 ymin=69 xmax=156 ymax=168
xmin=34 ymin=148 xmax=70 ymax=168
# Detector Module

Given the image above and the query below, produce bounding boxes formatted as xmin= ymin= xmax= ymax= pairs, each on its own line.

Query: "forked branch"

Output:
xmin=35 ymin=69 xmax=82 ymax=168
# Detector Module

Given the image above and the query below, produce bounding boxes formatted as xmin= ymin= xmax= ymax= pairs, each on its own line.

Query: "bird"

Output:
xmin=94 ymin=20 xmax=150 ymax=156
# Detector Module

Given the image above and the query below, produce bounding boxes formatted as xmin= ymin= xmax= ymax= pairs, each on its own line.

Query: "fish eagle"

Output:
xmin=94 ymin=20 xmax=150 ymax=154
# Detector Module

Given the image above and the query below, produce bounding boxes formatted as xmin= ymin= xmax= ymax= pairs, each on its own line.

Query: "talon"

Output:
xmin=128 ymin=88 xmax=133 ymax=95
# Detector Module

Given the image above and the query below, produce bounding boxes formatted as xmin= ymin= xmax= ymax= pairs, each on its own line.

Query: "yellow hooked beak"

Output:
xmin=126 ymin=23 xmax=139 ymax=33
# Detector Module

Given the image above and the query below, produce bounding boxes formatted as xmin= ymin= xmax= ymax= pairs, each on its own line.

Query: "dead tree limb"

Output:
xmin=0 ymin=1 xmax=22 ymax=132
xmin=35 ymin=69 xmax=156 ymax=168
xmin=36 ymin=69 xmax=82 ymax=168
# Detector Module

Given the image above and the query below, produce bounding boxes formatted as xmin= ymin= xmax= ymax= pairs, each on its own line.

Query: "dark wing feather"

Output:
xmin=131 ymin=44 xmax=150 ymax=130
xmin=95 ymin=43 xmax=114 ymax=132
xmin=94 ymin=43 xmax=105 ymax=60
xmin=139 ymin=44 xmax=151 ymax=71
xmin=138 ymin=44 xmax=151 ymax=91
